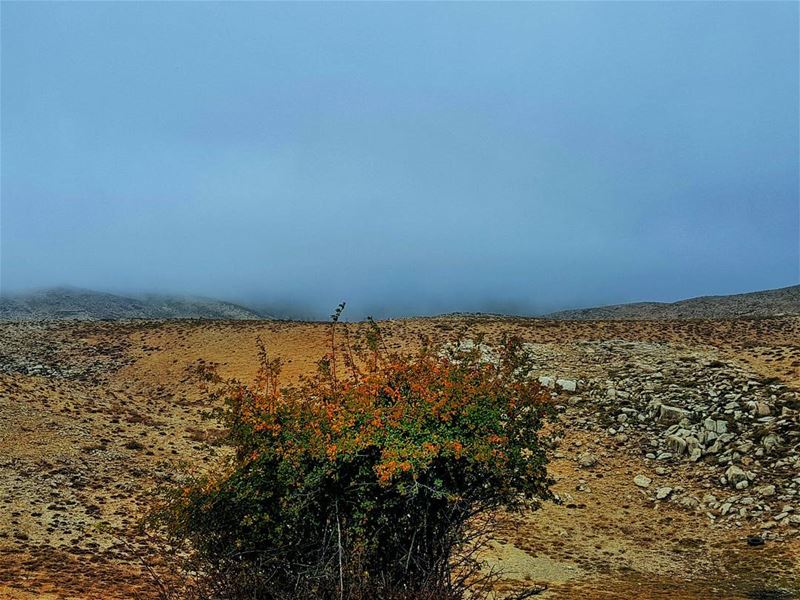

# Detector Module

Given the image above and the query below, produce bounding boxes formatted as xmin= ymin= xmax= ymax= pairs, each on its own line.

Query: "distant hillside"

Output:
xmin=545 ymin=285 xmax=800 ymax=320
xmin=0 ymin=287 xmax=267 ymax=321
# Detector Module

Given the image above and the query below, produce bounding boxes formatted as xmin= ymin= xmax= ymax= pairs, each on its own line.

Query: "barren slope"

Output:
xmin=1 ymin=317 xmax=799 ymax=599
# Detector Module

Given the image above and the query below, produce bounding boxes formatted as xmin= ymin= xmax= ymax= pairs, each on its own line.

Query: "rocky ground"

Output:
xmin=541 ymin=341 xmax=800 ymax=533
xmin=0 ymin=316 xmax=799 ymax=599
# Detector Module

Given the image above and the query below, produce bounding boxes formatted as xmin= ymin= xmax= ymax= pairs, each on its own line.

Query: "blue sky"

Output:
xmin=2 ymin=1 xmax=798 ymax=318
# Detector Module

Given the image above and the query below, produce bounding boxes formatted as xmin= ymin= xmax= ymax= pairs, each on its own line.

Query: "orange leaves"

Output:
xmin=451 ymin=440 xmax=463 ymax=459
xmin=421 ymin=441 xmax=438 ymax=455
xmin=325 ymin=443 xmax=338 ymax=460
xmin=375 ymin=462 xmax=393 ymax=484
xmin=487 ymin=434 xmax=506 ymax=446
xmin=325 ymin=403 xmax=336 ymax=421
xmin=375 ymin=459 xmax=412 ymax=485
xmin=253 ymin=420 xmax=280 ymax=434
xmin=220 ymin=328 xmax=550 ymax=495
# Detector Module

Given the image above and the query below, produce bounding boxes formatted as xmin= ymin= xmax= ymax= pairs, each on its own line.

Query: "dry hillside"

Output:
xmin=1 ymin=316 xmax=799 ymax=599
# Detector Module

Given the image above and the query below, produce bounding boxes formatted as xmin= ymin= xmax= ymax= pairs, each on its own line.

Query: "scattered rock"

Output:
xmin=557 ymin=379 xmax=578 ymax=392
xmin=725 ymin=465 xmax=747 ymax=487
xmin=538 ymin=376 xmax=555 ymax=388
xmin=658 ymin=405 xmax=691 ymax=425
xmin=557 ymin=341 xmax=800 ymax=530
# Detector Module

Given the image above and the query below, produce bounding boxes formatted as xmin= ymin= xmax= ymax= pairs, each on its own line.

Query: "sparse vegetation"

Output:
xmin=4 ymin=315 xmax=800 ymax=598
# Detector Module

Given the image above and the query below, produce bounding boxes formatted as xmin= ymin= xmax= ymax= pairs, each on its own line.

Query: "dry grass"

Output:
xmin=1 ymin=316 xmax=799 ymax=599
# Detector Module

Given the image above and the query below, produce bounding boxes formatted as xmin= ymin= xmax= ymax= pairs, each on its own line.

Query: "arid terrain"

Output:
xmin=1 ymin=315 xmax=799 ymax=599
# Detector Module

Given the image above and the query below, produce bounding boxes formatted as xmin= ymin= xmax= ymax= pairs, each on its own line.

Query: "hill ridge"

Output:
xmin=0 ymin=287 xmax=267 ymax=321
xmin=545 ymin=284 xmax=800 ymax=320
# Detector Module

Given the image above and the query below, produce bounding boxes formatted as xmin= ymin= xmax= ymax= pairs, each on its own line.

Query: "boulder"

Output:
xmin=665 ymin=434 xmax=688 ymax=456
xmin=754 ymin=484 xmax=776 ymax=497
xmin=752 ymin=401 xmax=771 ymax=417
xmin=557 ymin=379 xmax=578 ymax=392
xmin=704 ymin=418 xmax=728 ymax=434
xmin=658 ymin=405 xmax=691 ymax=425
xmin=762 ymin=434 xmax=782 ymax=452
xmin=725 ymin=465 xmax=747 ymax=486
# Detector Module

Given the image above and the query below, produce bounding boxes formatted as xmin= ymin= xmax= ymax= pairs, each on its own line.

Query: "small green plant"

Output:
xmin=154 ymin=308 xmax=553 ymax=599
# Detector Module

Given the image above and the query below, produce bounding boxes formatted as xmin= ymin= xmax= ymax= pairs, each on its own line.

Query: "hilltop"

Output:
xmin=0 ymin=287 xmax=266 ymax=321
xmin=545 ymin=284 xmax=800 ymax=320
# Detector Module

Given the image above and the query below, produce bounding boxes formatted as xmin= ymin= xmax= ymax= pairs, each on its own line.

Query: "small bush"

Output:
xmin=124 ymin=439 xmax=146 ymax=451
xmin=155 ymin=311 xmax=553 ymax=599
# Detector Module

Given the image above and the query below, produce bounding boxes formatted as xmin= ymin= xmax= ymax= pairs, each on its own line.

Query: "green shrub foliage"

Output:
xmin=159 ymin=317 xmax=553 ymax=599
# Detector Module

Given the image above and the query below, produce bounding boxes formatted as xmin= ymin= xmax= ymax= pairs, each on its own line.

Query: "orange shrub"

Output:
xmin=160 ymin=312 xmax=553 ymax=599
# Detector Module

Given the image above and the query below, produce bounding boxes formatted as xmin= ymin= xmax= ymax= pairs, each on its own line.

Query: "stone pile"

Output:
xmin=568 ymin=353 xmax=800 ymax=530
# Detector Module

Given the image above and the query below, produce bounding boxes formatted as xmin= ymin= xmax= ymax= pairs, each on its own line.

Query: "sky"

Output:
xmin=2 ymin=2 xmax=798 ymax=319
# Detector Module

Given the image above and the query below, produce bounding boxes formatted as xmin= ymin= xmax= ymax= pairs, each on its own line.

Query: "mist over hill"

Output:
xmin=544 ymin=284 xmax=800 ymax=320
xmin=2 ymin=285 xmax=799 ymax=322
xmin=0 ymin=287 xmax=267 ymax=321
